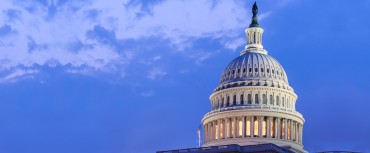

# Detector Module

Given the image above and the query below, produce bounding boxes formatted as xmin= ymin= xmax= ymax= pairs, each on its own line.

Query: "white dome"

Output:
xmin=219 ymin=52 xmax=288 ymax=86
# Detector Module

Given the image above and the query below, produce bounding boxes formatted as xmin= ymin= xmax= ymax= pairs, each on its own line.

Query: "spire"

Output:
xmin=249 ymin=2 xmax=260 ymax=28
xmin=241 ymin=2 xmax=267 ymax=55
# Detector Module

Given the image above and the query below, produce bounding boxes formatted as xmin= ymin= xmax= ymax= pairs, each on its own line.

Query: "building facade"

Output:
xmin=201 ymin=3 xmax=307 ymax=153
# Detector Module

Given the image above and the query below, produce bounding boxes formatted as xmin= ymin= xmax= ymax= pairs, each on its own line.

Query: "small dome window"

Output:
xmin=233 ymin=70 xmax=235 ymax=74
xmin=243 ymin=68 xmax=246 ymax=73
xmin=249 ymin=68 xmax=252 ymax=72
xmin=261 ymin=68 xmax=264 ymax=72
xmin=272 ymin=70 xmax=274 ymax=74
xmin=267 ymin=68 xmax=270 ymax=73
xmin=255 ymin=68 xmax=258 ymax=72
xmin=238 ymin=69 xmax=240 ymax=73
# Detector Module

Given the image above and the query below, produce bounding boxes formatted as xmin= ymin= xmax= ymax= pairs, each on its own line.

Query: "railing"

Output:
xmin=203 ymin=105 xmax=303 ymax=119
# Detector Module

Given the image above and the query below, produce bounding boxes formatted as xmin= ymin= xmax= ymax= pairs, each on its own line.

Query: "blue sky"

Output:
xmin=0 ymin=0 xmax=369 ymax=153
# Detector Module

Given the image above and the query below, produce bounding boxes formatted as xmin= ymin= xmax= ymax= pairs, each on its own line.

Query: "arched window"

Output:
xmin=263 ymin=94 xmax=267 ymax=104
xmin=270 ymin=95 xmax=274 ymax=105
xmin=255 ymin=94 xmax=259 ymax=104
xmin=248 ymin=94 xmax=252 ymax=104
xmin=215 ymin=123 xmax=219 ymax=139
xmin=276 ymin=96 xmax=280 ymax=106
xmin=233 ymin=95 xmax=236 ymax=105
xmin=282 ymin=97 xmax=285 ymax=107
xmin=231 ymin=119 xmax=235 ymax=137
xmin=254 ymin=119 xmax=259 ymax=136
xmin=238 ymin=119 xmax=243 ymax=137
xmin=262 ymin=118 xmax=267 ymax=137
xmin=246 ymin=118 xmax=251 ymax=136
xmin=240 ymin=94 xmax=244 ymax=105
xmin=220 ymin=101 xmax=224 ymax=108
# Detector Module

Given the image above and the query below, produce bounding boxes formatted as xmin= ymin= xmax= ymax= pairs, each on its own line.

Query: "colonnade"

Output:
xmin=203 ymin=116 xmax=302 ymax=145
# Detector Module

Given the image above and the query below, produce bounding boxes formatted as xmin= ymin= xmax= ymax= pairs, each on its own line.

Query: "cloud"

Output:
xmin=147 ymin=68 xmax=167 ymax=80
xmin=0 ymin=0 xmax=279 ymax=83
xmin=0 ymin=69 xmax=38 ymax=83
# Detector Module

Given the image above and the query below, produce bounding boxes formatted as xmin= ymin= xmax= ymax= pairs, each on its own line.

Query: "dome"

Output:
xmin=219 ymin=52 xmax=288 ymax=86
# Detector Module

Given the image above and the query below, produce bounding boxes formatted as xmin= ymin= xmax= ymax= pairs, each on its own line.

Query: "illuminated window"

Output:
xmin=254 ymin=119 xmax=259 ymax=136
xmin=238 ymin=119 xmax=243 ymax=137
xmin=263 ymin=94 xmax=267 ymax=104
xmin=262 ymin=119 xmax=267 ymax=137
xmin=215 ymin=124 xmax=219 ymax=139
xmin=231 ymin=120 xmax=234 ymax=137
xmin=246 ymin=118 xmax=251 ymax=136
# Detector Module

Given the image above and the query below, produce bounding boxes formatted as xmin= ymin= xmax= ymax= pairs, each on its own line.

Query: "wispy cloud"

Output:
xmin=147 ymin=68 xmax=167 ymax=80
xmin=0 ymin=0 xmax=282 ymax=83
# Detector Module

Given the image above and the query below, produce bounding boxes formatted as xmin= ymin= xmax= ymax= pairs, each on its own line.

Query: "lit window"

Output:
xmin=246 ymin=119 xmax=251 ymax=136
xmin=238 ymin=120 xmax=243 ymax=137
xmin=215 ymin=124 xmax=219 ymax=139
xmin=231 ymin=120 xmax=235 ymax=137
xmin=262 ymin=119 xmax=267 ymax=137
xmin=254 ymin=119 xmax=259 ymax=136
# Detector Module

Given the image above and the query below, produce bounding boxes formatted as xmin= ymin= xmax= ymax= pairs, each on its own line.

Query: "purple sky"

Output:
xmin=0 ymin=0 xmax=369 ymax=153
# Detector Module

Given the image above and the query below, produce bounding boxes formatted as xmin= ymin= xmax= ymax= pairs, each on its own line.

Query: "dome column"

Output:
xmin=284 ymin=119 xmax=288 ymax=140
xmin=242 ymin=116 xmax=246 ymax=138
xmin=267 ymin=117 xmax=271 ymax=138
xmin=258 ymin=116 xmax=263 ymax=138
xmin=251 ymin=116 xmax=255 ymax=138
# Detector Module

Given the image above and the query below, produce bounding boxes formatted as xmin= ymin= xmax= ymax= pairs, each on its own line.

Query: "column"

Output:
xmin=233 ymin=117 xmax=237 ymax=138
xmin=223 ymin=119 xmax=227 ymax=139
xmin=208 ymin=122 xmax=213 ymax=141
xmin=295 ymin=122 xmax=299 ymax=143
xmin=300 ymin=124 xmax=303 ymax=144
xmin=251 ymin=116 xmax=254 ymax=138
xmin=242 ymin=116 xmax=246 ymax=137
xmin=276 ymin=118 xmax=281 ymax=139
xmin=204 ymin=124 xmax=207 ymax=143
xmin=284 ymin=119 xmax=288 ymax=140
xmin=289 ymin=120 xmax=293 ymax=140
xmin=226 ymin=118 xmax=230 ymax=139
xmin=259 ymin=116 xmax=263 ymax=138
xmin=217 ymin=119 xmax=221 ymax=140
xmin=267 ymin=117 xmax=271 ymax=138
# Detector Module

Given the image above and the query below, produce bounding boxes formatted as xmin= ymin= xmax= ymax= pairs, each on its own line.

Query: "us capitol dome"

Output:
xmin=201 ymin=2 xmax=307 ymax=153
